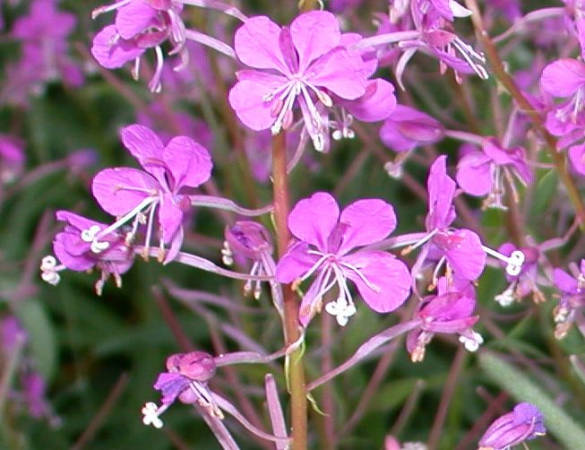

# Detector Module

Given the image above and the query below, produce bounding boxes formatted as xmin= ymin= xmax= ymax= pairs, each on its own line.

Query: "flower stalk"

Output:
xmin=272 ymin=131 xmax=308 ymax=450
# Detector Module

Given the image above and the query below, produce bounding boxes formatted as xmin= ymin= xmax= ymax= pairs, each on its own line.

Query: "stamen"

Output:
xmin=339 ymin=261 xmax=380 ymax=292
xmin=401 ymin=229 xmax=438 ymax=255
xmin=451 ymin=37 xmax=489 ymax=80
xmin=189 ymin=382 xmax=223 ymax=418
xmin=91 ymin=0 xmax=132 ymax=19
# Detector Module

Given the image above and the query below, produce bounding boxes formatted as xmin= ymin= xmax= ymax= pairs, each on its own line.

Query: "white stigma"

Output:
xmin=40 ymin=255 xmax=61 ymax=286
xmin=459 ymin=331 xmax=483 ymax=352
xmin=141 ymin=402 xmax=163 ymax=429
xmin=495 ymin=285 xmax=515 ymax=307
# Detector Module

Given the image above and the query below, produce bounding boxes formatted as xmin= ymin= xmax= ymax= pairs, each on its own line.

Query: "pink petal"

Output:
xmin=307 ymin=48 xmax=367 ymax=100
xmin=92 ymin=167 xmax=157 ymax=216
xmin=53 ymin=234 xmax=95 ymax=271
xmin=290 ymin=11 xmax=341 ymax=71
xmin=275 ymin=242 xmax=320 ymax=283
xmin=228 ymin=76 xmax=284 ymax=131
xmin=553 ymin=268 xmax=578 ymax=293
xmin=343 ymin=79 xmax=396 ymax=122
xmin=120 ymin=124 xmax=164 ymax=163
xmin=436 ymin=229 xmax=486 ymax=281
xmin=569 ymin=143 xmax=585 ymax=176
xmin=159 ymin=193 xmax=184 ymax=243
xmin=456 ymin=151 xmax=493 ymax=196
xmin=163 ymin=136 xmax=213 ymax=189
xmin=234 ymin=16 xmax=289 ymax=73
xmin=425 ymin=155 xmax=456 ymax=230
xmin=91 ymin=25 xmax=144 ymax=69
xmin=343 ymin=250 xmax=411 ymax=313
xmin=288 ymin=192 xmax=339 ymax=251
xmin=337 ymin=199 xmax=397 ymax=255
xmin=115 ymin=0 xmax=158 ymax=40
xmin=541 ymin=59 xmax=585 ymax=98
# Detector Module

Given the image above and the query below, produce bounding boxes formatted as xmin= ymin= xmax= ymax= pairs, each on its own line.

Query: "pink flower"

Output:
xmin=552 ymin=259 xmax=585 ymax=339
xmin=276 ymin=192 xmax=411 ymax=327
xmin=407 ymin=156 xmax=486 ymax=282
xmin=228 ymin=11 xmax=396 ymax=151
xmin=406 ymin=277 xmax=481 ymax=361
xmin=541 ymin=58 xmax=585 ymax=136
xmin=91 ymin=124 xmax=213 ymax=262
xmin=478 ymin=403 xmax=546 ymax=450
xmin=379 ymin=105 xmax=444 ymax=152
xmin=91 ymin=0 xmax=243 ymax=92
xmin=44 ymin=210 xmax=134 ymax=294
xmin=456 ymin=138 xmax=532 ymax=209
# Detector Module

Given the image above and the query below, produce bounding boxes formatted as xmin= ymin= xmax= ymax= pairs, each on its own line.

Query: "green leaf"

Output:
xmin=531 ymin=170 xmax=558 ymax=217
xmin=15 ymin=299 xmax=57 ymax=381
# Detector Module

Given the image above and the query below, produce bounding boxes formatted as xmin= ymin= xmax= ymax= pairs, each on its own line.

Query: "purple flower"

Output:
xmin=91 ymin=124 xmax=212 ymax=263
xmin=494 ymin=243 xmax=543 ymax=306
xmin=6 ymin=0 xmax=82 ymax=96
xmin=552 ymin=260 xmax=585 ymax=339
xmin=142 ymin=351 xmax=220 ymax=428
xmin=0 ymin=316 xmax=27 ymax=355
xmin=91 ymin=0 xmax=243 ymax=92
xmin=478 ymin=403 xmax=546 ymax=450
xmin=223 ymin=221 xmax=274 ymax=299
xmin=379 ymin=105 xmax=444 ymax=152
xmin=406 ymin=276 xmax=481 ymax=361
xmin=228 ymin=11 xmax=396 ymax=151
xmin=408 ymin=156 xmax=486 ymax=282
xmin=568 ymin=142 xmax=585 ymax=175
xmin=541 ymin=58 xmax=585 ymax=138
xmin=456 ymin=138 xmax=532 ymax=209
xmin=276 ymin=192 xmax=411 ymax=327
xmin=43 ymin=210 xmax=134 ymax=294
xmin=0 ymin=135 xmax=25 ymax=183
xmin=22 ymin=373 xmax=55 ymax=422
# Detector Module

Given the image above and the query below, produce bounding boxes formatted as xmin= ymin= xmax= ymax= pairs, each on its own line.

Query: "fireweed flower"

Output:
xmin=276 ymin=192 xmax=411 ymax=327
xmin=228 ymin=11 xmax=397 ymax=151
xmin=478 ymin=402 xmax=546 ymax=450
xmin=143 ymin=351 xmax=220 ymax=428
xmin=222 ymin=220 xmax=274 ymax=299
xmin=0 ymin=135 xmax=25 ymax=184
xmin=8 ymin=0 xmax=83 ymax=88
xmin=456 ymin=138 xmax=532 ymax=210
xmin=404 ymin=156 xmax=487 ymax=283
xmin=41 ymin=211 xmax=134 ymax=295
xmin=91 ymin=124 xmax=212 ymax=263
xmin=379 ymin=105 xmax=444 ymax=177
xmin=142 ymin=350 xmax=289 ymax=447
xmin=541 ymin=57 xmax=585 ymax=140
xmin=360 ymin=0 xmax=488 ymax=88
xmin=91 ymin=0 xmax=243 ymax=92
xmin=552 ymin=259 xmax=585 ymax=339
xmin=494 ymin=242 xmax=544 ymax=306
xmin=406 ymin=277 xmax=481 ymax=362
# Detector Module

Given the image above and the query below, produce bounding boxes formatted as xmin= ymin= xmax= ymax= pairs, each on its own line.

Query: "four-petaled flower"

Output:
xmin=478 ymin=403 xmax=546 ymax=450
xmin=276 ymin=192 xmax=411 ymax=327
xmin=91 ymin=124 xmax=212 ymax=263
xmin=406 ymin=277 xmax=481 ymax=362
xmin=44 ymin=210 xmax=135 ymax=294
xmin=228 ymin=11 xmax=395 ymax=151
xmin=142 ymin=351 xmax=220 ymax=429
xmin=407 ymin=155 xmax=486 ymax=283
xmin=456 ymin=138 xmax=532 ymax=210
xmin=552 ymin=259 xmax=585 ymax=339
